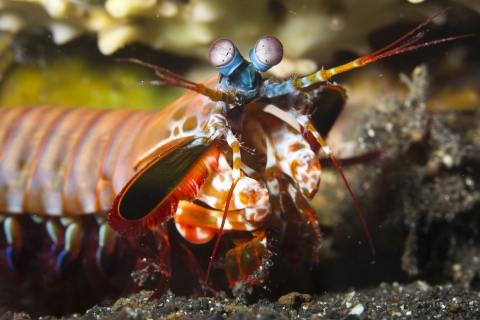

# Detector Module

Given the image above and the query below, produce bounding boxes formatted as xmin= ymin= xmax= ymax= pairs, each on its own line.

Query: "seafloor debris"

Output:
xmin=5 ymin=281 xmax=480 ymax=319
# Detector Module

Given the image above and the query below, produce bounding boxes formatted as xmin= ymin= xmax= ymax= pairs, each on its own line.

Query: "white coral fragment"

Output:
xmin=50 ymin=21 xmax=83 ymax=44
xmin=0 ymin=13 xmax=25 ymax=33
xmin=44 ymin=0 xmax=71 ymax=19
xmin=105 ymin=0 xmax=157 ymax=19
xmin=98 ymin=23 xmax=139 ymax=55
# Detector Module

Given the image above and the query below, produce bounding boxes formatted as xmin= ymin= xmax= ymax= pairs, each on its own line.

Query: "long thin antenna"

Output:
xmin=115 ymin=58 xmax=235 ymax=104
xmin=204 ymin=179 xmax=238 ymax=296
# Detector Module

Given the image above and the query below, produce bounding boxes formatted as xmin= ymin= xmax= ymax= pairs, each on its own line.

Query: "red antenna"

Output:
xmin=204 ymin=179 xmax=238 ymax=296
xmin=357 ymin=7 xmax=474 ymax=65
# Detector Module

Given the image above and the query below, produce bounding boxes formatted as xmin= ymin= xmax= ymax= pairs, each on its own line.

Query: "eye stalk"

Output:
xmin=209 ymin=39 xmax=245 ymax=76
xmin=249 ymin=36 xmax=283 ymax=72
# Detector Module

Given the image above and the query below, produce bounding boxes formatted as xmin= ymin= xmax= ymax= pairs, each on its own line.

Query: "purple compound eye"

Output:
xmin=209 ymin=38 xmax=244 ymax=76
xmin=209 ymin=39 xmax=235 ymax=67
xmin=249 ymin=36 xmax=283 ymax=72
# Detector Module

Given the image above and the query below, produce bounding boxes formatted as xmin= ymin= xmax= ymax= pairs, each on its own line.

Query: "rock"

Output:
xmin=278 ymin=292 xmax=312 ymax=308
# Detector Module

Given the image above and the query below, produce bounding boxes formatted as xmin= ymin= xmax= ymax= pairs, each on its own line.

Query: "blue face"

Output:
xmin=219 ymin=60 xmax=262 ymax=106
xmin=209 ymin=36 xmax=284 ymax=106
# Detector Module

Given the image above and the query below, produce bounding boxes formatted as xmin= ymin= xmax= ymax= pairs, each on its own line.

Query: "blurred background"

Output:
xmin=0 ymin=0 xmax=478 ymax=317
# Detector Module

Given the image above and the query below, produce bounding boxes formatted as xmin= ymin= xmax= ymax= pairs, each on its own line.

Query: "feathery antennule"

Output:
xmin=358 ymin=7 xmax=449 ymax=63
xmin=359 ymin=34 xmax=474 ymax=64
xmin=115 ymin=58 xmax=236 ymax=104
xmin=340 ymin=7 xmax=474 ymax=68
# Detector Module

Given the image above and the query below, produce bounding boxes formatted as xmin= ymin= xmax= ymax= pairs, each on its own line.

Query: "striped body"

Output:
xmin=0 ymin=76 xmax=332 ymax=296
xmin=0 ymin=88 xmax=216 ymax=216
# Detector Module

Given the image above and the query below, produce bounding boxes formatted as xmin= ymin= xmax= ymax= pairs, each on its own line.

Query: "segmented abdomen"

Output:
xmin=0 ymin=106 xmax=146 ymax=215
xmin=0 ymin=89 xmax=216 ymax=216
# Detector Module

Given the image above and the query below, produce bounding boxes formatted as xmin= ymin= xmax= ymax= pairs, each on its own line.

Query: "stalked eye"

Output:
xmin=209 ymin=39 xmax=235 ymax=67
xmin=209 ymin=38 xmax=245 ymax=76
xmin=249 ymin=36 xmax=283 ymax=72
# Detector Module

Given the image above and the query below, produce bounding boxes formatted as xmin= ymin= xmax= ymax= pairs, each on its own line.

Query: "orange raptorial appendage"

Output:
xmin=108 ymin=138 xmax=221 ymax=238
